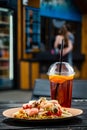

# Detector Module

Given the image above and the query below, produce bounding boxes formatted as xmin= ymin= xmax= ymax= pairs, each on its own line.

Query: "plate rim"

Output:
xmin=2 ymin=107 xmax=83 ymax=122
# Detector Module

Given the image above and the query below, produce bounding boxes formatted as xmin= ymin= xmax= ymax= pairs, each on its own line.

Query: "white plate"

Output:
xmin=3 ymin=107 xmax=83 ymax=122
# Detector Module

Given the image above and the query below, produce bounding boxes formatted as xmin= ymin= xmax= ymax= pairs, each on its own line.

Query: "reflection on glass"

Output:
xmin=25 ymin=7 xmax=40 ymax=52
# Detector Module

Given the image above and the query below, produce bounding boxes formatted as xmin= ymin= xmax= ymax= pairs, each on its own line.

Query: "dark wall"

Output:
xmin=0 ymin=0 xmax=17 ymax=10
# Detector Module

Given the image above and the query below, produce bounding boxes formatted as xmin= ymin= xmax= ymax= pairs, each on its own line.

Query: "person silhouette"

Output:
xmin=53 ymin=24 xmax=74 ymax=66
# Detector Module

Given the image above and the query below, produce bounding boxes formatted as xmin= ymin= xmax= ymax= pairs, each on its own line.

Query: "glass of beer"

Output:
xmin=47 ymin=62 xmax=75 ymax=108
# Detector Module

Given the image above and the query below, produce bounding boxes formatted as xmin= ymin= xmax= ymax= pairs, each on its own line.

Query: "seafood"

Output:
xmin=13 ymin=97 xmax=72 ymax=120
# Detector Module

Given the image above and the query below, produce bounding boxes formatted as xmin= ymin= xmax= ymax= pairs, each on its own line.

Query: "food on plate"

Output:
xmin=13 ymin=97 xmax=72 ymax=120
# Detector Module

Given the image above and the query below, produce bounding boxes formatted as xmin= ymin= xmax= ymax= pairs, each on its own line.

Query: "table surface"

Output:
xmin=0 ymin=100 xmax=87 ymax=130
xmin=1 ymin=79 xmax=87 ymax=130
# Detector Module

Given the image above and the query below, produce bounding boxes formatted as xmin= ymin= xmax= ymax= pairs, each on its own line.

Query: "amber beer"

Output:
xmin=47 ymin=62 xmax=75 ymax=108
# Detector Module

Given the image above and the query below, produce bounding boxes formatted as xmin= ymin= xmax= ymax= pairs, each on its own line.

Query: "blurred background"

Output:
xmin=0 ymin=0 xmax=87 ymax=92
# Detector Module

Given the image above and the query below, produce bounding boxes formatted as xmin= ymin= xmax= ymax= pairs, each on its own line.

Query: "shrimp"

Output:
xmin=26 ymin=108 xmax=39 ymax=116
